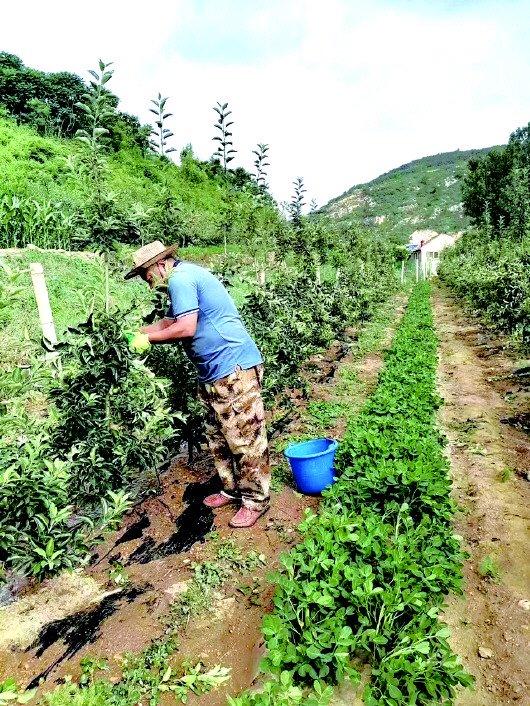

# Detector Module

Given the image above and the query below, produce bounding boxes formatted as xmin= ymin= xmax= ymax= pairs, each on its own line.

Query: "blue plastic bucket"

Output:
xmin=284 ymin=438 xmax=338 ymax=494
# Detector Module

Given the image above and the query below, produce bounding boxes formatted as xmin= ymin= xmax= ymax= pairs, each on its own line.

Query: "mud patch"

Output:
xmin=0 ymin=573 xmax=105 ymax=652
xmin=128 ymin=504 xmax=214 ymax=565
xmin=115 ymin=513 xmax=151 ymax=546
xmin=500 ymin=413 xmax=530 ymax=435
xmin=25 ymin=585 xmax=146 ymax=689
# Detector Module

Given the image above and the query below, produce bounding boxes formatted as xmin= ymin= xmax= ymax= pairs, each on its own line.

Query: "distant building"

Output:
xmin=407 ymin=230 xmax=461 ymax=277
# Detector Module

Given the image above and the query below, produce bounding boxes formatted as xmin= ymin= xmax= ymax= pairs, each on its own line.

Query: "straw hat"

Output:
xmin=124 ymin=240 xmax=177 ymax=280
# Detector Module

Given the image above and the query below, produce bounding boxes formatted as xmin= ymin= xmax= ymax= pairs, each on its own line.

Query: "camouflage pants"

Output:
xmin=199 ymin=365 xmax=270 ymax=512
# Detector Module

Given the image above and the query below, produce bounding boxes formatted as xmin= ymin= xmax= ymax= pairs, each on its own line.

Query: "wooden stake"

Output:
xmin=29 ymin=262 xmax=58 ymax=346
xmin=316 ymin=265 xmax=321 ymax=285
xmin=401 ymin=260 xmax=405 ymax=283
xmin=415 ymin=257 xmax=419 ymax=283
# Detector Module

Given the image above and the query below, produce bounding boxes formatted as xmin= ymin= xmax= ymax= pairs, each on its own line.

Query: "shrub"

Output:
xmin=49 ymin=310 xmax=175 ymax=503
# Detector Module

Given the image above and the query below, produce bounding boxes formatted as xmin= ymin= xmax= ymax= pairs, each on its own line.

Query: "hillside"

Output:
xmin=0 ymin=115 xmax=286 ymax=251
xmin=323 ymin=147 xmax=501 ymax=240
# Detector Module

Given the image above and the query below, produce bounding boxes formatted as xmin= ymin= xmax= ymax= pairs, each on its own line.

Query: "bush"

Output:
xmin=439 ymin=229 xmax=530 ymax=347
xmin=49 ymin=310 xmax=175 ymax=503
xmin=0 ymin=434 xmax=130 ymax=579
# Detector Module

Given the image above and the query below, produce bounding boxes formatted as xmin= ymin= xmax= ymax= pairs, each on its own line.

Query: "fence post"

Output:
xmin=415 ymin=257 xmax=419 ymax=283
xmin=401 ymin=260 xmax=405 ymax=283
xmin=30 ymin=262 xmax=58 ymax=346
xmin=316 ymin=265 xmax=321 ymax=285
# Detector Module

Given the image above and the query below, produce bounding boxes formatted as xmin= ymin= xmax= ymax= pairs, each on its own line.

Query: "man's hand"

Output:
xmin=125 ymin=331 xmax=151 ymax=354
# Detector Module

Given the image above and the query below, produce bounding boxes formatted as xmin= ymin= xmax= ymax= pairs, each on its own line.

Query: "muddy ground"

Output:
xmin=0 ymin=300 xmax=403 ymax=705
xmin=434 ymin=286 xmax=530 ymax=706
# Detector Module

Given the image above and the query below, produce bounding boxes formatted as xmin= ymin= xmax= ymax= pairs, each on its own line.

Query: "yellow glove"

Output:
xmin=128 ymin=332 xmax=151 ymax=354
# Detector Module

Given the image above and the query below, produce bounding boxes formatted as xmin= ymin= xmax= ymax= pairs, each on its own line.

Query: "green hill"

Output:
xmin=0 ymin=114 xmax=284 ymax=250
xmin=0 ymin=52 xmax=285 ymax=252
xmin=323 ymin=147 xmax=501 ymax=240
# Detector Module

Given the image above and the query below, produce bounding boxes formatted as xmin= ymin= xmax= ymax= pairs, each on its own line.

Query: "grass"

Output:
xmin=0 ymin=244 xmax=253 ymax=369
xmin=1 ymin=250 xmax=147 ymax=366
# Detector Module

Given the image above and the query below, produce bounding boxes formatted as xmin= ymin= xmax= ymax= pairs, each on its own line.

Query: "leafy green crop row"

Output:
xmin=231 ymin=283 xmax=472 ymax=705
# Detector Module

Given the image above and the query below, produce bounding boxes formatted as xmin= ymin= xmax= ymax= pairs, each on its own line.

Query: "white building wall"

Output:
xmin=420 ymin=233 xmax=457 ymax=276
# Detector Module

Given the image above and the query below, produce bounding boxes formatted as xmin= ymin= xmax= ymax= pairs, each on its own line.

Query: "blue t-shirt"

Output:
xmin=166 ymin=262 xmax=262 ymax=383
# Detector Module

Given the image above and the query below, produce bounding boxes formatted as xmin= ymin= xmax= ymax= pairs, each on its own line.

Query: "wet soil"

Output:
xmin=433 ymin=286 xmax=530 ymax=705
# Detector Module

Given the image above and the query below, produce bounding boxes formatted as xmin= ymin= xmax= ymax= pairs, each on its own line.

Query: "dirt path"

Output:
xmin=0 ymin=296 xmax=406 ymax=704
xmin=433 ymin=286 xmax=530 ymax=705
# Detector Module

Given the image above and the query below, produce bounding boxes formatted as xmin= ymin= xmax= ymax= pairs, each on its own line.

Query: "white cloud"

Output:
xmin=1 ymin=0 xmax=529 ymax=207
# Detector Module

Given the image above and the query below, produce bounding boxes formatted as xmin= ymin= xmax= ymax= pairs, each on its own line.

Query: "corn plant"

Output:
xmin=149 ymin=93 xmax=176 ymax=156
xmin=212 ymin=101 xmax=236 ymax=172
xmin=0 ymin=195 xmax=74 ymax=249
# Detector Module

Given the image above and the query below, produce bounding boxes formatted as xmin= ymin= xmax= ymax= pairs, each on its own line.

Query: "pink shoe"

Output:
xmin=203 ymin=493 xmax=237 ymax=509
xmin=229 ymin=506 xmax=268 ymax=528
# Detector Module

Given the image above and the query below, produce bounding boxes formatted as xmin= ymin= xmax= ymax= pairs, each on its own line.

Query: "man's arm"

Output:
xmin=141 ymin=319 xmax=173 ymax=334
xmin=146 ymin=313 xmax=198 ymax=343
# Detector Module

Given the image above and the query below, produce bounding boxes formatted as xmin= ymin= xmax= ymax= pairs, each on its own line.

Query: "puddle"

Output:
xmin=26 ymin=585 xmax=146 ymax=689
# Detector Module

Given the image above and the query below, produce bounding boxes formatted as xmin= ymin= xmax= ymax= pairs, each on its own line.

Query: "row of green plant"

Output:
xmin=439 ymin=121 xmax=529 ymax=349
xmin=439 ymin=229 xmax=529 ymax=347
xmin=230 ymin=283 xmax=472 ymax=705
xmin=238 ymin=242 xmax=397 ymax=401
xmin=0 ymin=308 xmax=175 ymax=580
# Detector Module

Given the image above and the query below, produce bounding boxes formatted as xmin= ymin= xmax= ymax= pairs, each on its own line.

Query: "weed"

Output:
xmin=108 ymin=561 xmax=130 ymax=587
xmin=167 ymin=538 xmax=266 ymax=631
xmin=270 ymin=461 xmax=294 ymax=493
xmin=306 ymin=401 xmax=345 ymax=430
xmin=497 ymin=467 xmax=514 ymax=482
xmin=0 ymin=677 xmax=36 ymax=704
xmin=478 ymin=555 xmax=501 ymax=582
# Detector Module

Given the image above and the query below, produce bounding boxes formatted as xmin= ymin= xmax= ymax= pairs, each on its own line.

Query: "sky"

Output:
xmin=1 ymin=0 xmax=529 ymax=207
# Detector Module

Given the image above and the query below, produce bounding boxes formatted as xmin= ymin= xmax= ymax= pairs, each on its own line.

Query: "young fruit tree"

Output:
xmin=252 ymin=143 xmax=270 ymax=187
xmin=213 ymin=101 xmax=237 ymax=172
xmin=149 ymin=93 xmax=176 ymax=156
xmin=288 ymin=176 xmax=307 ymax=233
